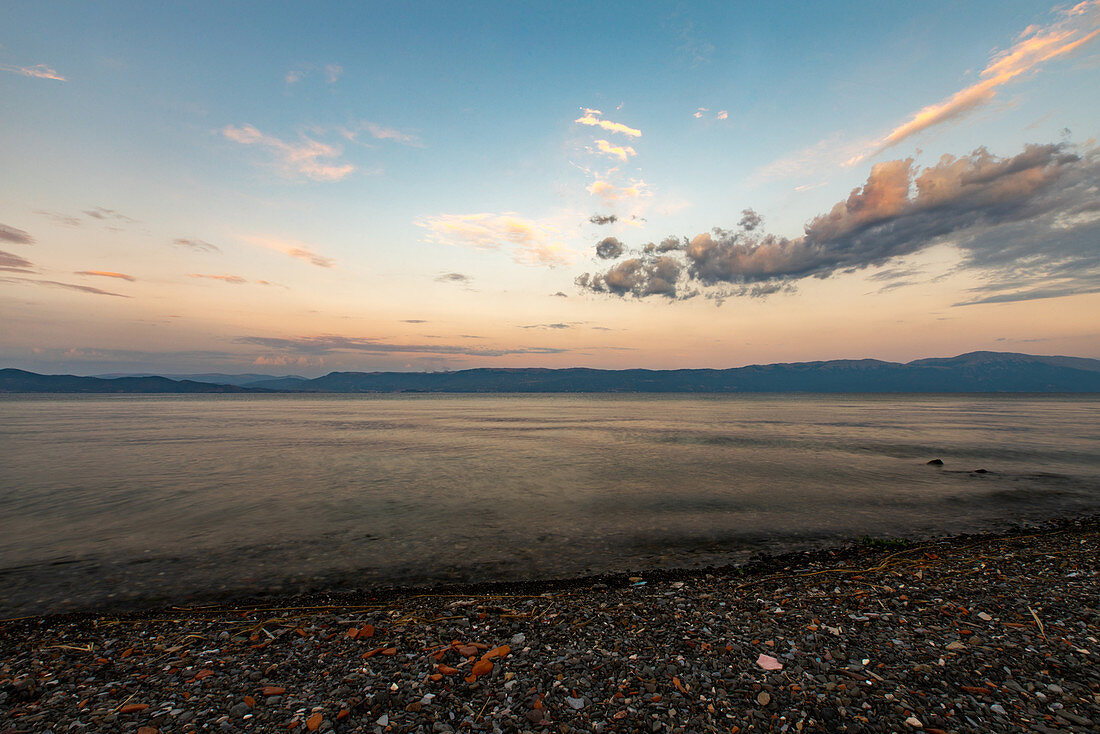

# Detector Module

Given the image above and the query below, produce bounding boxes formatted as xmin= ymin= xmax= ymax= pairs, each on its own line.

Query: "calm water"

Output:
xmin=1 ymin=393 xmax=1098 ymax=615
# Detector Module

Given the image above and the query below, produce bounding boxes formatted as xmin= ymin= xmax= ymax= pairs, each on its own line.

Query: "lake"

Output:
xmin=1 ymin=393 xmax=1097 ymax=616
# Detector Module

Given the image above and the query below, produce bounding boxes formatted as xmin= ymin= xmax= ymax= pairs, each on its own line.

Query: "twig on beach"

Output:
xmin=1028 ymin=606 xmax=1046 ymax=639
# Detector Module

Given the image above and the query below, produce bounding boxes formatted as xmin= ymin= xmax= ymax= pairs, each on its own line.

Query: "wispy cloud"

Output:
xmin=341 ymin=120 xmax=423 ymax=147
xmin=83 ymin=207 xmax=135 ymax=223
xmin=589 ymin=214 xmax=618 ymax=225
xmin=324 ymin=64 xmax=343 ymax=84
xmin=0 ymin=250 xmax=35 ymax=273
xmin=1 ymin=276 xmax=130 ymax=297
xmin=586 ymin=180 xmax=650 ymax=203
xmin=285 ymin=62 xmax=342 ymax=85
xmin=853 ymin=0 xmax=1100 ymax=164
xmin=592 ymin=139 xmax=636 ymax=161
xmin=0 ymin=224 xmax=34 ymax=244
xmin=173 ymin=238 xmax=221 ymax=253
xmin=75 ymin=270 xmax=136 ymax=282
xmin=418 ymin=213 xmax=573 ymax=266
xmin=188 ymin=273 xmax=248 ymax=284
xmin=238 ymin=334 xmax=568 ymax=358
xmin=239 ymin=234 xmax=335 ymax=267
xmin=34 ymin=210 xmax=82 ymax=227
xmin=0 ymin=63 xmax=66 ymax=81
xmin=222 ymin=124 xmax=355 ymax=182
xmin=435 ymin=272 xmax=471 ymax=283
xmin=574 ymin=109 xmax=641 ymax=138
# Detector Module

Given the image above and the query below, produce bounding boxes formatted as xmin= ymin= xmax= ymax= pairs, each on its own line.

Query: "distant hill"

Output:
xmin=93 ymin=372 xmax=304 ymax=387
xmin=0 ymin=369 xmax=269 ymax=393
xmin=247 ymin=351 xmax=1100 ymax=393
xmin=5 ymin=352 xmax=1099 ymax=394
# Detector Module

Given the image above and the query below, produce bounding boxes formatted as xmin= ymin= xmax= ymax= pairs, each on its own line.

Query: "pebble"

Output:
xmin=1 ymin=517 xmax=1097 ymax=734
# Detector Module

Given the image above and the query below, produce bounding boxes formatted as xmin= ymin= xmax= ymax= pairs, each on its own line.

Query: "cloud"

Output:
xmin=35 ymin=210 xmax=82 ymax=227
xmin=285 ymin=69 xmax=304 ymax=84
xmin=173 ymin=237 xmax=221 ymax=253
xmin=521 ymin=323 xmax=573 ymax=329
xmin=1 ymin=276 xmax=130 ymax=297
xmin=189 ymin=273 xmax=248 ymax=284
xmin=239 ymin=234 xmax=335 ymax=267
xmin=222 ymin=124 xmax=355 ymax=181
xmin=0 ymin=250 xmax=35 ymax=273
xmin=593 ymin=139 xmax=636 ymax=161
xmin=586 ymin=180 xmax=650 ymax=203
xmin=576 ymin=257 xmax=682 ymax=298
xmin=0 ymin=224 xmax=34 ymax=244
xmin=418 ymin=213 xmax=573 ymax=266
xmin=75 ymin=270 xmax=136 ymax=282
xmin=0 ymin=63 xmax=66 ymax=81
xmin=595 ymin=236 xmax=625 ymax=260
xmin=589 ymin=214 xmax=618 ymax=225
xmin=435 ymin=272 xmax=471 ymax=283
xmin=324 ymin=64 xmax=343 ymax=84
xmin=83 ymin=207 xmax=135 ymax=222
xmin=343 ymin=120 xmax=423 ymax=147
xmin=578 ymin=141 xmax=1100 ymax=301
xmin=574 ymin=110 xmax=641 ymax=138
xmin=551 ymin=291 xmax=568 ymax=297
xmin=855 ymin=1 xmax=1100 ymax=163
xmin=237 ymin=334 xmax=568 ymax=358
xmin=717 ymin=111 xmax=728 ymax=120
xmin=401 ymin=319 xmax=428 ymax=323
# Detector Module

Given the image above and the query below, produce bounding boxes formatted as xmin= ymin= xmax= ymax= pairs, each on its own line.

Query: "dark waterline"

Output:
xmin=1 ymin=393 xmax=1098 ymax=616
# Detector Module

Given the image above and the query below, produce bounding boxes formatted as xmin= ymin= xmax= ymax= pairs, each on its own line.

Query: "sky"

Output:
xmin=2 ymin=0 xmax=1099 ymax=376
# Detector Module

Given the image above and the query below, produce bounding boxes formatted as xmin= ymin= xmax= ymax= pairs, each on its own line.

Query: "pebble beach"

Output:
xmin=1 ymin=517 xmax=1098 ymax=734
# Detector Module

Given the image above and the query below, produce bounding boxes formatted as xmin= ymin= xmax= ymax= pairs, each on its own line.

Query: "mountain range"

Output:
xmin=3 ymin=351 xmax=1100 ymax=393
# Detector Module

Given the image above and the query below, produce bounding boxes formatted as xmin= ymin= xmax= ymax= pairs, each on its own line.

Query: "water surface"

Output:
xmin=1 ymin=393 xmax=1097 ymax=615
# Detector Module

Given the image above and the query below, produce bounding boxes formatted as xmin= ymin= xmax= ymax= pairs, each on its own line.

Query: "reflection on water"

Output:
xmin=0 ymin=393 xmax=1097 ymax=615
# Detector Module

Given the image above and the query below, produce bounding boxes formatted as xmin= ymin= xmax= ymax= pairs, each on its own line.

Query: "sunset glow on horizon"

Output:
xmin=3 ymin=1 xmax=1099 ymax=376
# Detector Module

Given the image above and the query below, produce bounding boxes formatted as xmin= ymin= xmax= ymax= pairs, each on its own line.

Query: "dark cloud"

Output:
xmin=521 ymin=323 xmax=572 ymax=329
xmin=436 ymin=272 xmax=471 ymax=283
xmin=0 ymin=250 xmax=35 ymax=272
xmin=0 ymin=224 xmax=34 ymax=244
xmin=589 ymin=214 xmax=618 ymax=225
xmin=738 ymin=208 xmax=762 ymax=231
xmin=237 ymin=335 xmax=567 ymax=357
xmin=173 ymin=238 xmax=221 ymax=253
xmin=0 ymin=276 xmax=130 ymax=297
xmin=595 ymin=236 xmax=625 ymax=260
xmin=577 ymin=142 xmax=1100 ymax=302
xmin=576 ymin=256 xmax=682 ymax=297
xmin=401 ymin=319 xmax=428 ymax=324
xmin=551 ymin=291 xmax=567 ymax=298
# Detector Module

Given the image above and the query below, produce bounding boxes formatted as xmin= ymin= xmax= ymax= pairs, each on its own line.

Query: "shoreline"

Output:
xmin=2 ymin=516 xmax=1098 ymax=732
xmin=4 ymin=515 xmax=1097 ymax=624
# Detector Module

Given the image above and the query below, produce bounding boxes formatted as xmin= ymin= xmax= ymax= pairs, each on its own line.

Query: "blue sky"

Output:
xmin=2 ymin=1 xmax=1098 ymax=374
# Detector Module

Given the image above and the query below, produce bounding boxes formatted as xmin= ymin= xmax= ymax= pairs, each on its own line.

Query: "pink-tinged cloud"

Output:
xmin=0 ymin=223 xmax=34 ymax=244
xmin=593 ymin=139 xmax=637 ymax=161
xmin=855 ymin=0 xmax=1100 ymax=162
xmin=324 ymin=64 xmax=343 ymax=84
xmin=716 ymin=110 xmax=728 ymax=120
xmin=222 ymin=124 xmax=355 ymax=181
xmin=189 ymin=273 xmax=248 ymax=284
xmin=238 ymin=234 xmax=336 ymax=267
xmin=587 ymin=180 xmax=650 ymax=203
xmin=75 ymin=270 xmax=136 ymax=282
xmin=1 ymin=250 xmax=35 ymax=272
xmin=0 ymin=63 xmax=66 ymax=81
xmin=343 ymin=120 xmax=422 ymax=147
xmin=1 ymin=276 xmax=130 ymax=297
xmin=574 ymin=110 xmax=642 ymax=138
xmin=418 ymin=213 xmax=573 ymax=266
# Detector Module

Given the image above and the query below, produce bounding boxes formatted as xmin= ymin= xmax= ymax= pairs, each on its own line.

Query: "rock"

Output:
xmin=990 ymin=704 xmax=1007 ymax=715
xmin=230 ymin=702 xmax=250 ymax=718
xmin=306 ymin=712 xmax=323 ymax=731
xmin=120 ymin=704 xmax=149 ymax=714
xmin=376 ymin=714 xmax=389 ymax=726
xmin=565 ymin=696 xmax=585 ymax=710
xmin=756 ymin=691 xmax=771 ymax=706
xmin=926 ymin=459 xmax=944 ymax=465
xmin=905 ymin=716 xmax=923 ymax=728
